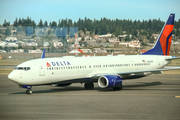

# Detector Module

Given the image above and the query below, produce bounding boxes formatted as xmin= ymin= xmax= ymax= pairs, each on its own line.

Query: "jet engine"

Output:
xmin=98 ymin=75 xmax=122 ymax=88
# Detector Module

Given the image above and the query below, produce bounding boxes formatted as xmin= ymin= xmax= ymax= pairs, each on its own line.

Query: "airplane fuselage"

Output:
xmin=8 ymin=55 xmax=172 ymax=85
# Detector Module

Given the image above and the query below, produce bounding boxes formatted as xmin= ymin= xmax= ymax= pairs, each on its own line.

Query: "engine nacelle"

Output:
xmin=98 ymin=75 xmax=122 ymax=88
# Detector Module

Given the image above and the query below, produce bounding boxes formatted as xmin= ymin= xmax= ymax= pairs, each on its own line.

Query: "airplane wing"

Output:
xmin=90 ymin=66 xmax=180 ymax=79
xmin=117 ymin=66 xmax=180 ymax=75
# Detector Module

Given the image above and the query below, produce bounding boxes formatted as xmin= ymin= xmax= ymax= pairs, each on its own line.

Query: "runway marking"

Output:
xmin=175 ymin=96 xmax=180 ymax=98
xmin=151 ymin=78 xmax=180 ymax=80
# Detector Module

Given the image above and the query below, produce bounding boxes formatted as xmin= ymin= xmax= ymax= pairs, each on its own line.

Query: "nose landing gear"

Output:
xmin=26 ymin=89 xmax=32 ymax=94
xmin=19 ymin=85 xmax=32 ymax=95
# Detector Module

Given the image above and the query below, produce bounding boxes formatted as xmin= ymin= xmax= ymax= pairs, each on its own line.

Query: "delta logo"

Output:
xmin=46 ymin=61 xmax=71 ymax=67
xmin=46 ymin=62 xmax=51 ymax=67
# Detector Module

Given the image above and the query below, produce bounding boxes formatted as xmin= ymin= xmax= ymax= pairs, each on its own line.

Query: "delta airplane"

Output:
xmin=8 ymin=14 xmax=180 ymax=94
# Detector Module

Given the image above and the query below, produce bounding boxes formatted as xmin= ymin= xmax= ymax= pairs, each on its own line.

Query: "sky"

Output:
xmin=0 ymin=0 xmax=180 ymax=25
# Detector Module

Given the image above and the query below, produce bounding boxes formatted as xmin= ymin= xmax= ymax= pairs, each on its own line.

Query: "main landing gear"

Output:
xmin=26 ymin=89 xmax=32 ymax=94
xmin=84 ymin=82 xmax=94 ymax=89
xmin=113 ymin=85 xmax=123 ymax=90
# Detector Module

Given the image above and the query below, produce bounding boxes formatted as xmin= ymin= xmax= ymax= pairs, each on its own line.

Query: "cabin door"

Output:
xmin=37 ymin=62 xmax=45 ymax=76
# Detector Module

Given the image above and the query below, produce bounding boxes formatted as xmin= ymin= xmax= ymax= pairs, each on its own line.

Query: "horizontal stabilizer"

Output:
xmin=166 ymin=57 xmax=180 ymax=60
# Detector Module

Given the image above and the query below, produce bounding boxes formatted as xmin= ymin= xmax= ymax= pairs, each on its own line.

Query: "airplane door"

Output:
xmin=37 ymin=62 xmax=45 ymax=76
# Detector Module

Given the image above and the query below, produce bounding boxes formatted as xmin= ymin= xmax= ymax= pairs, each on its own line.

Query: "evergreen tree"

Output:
xmin=38 ymin=19 xmax=44 ymax=26
xmin=14 ymin=18 xmax=18 ymax=26
xmin=51 ymin=21 xmax=57 ymax=26
xmin=44 ymin=21 xmax=48 ymax=27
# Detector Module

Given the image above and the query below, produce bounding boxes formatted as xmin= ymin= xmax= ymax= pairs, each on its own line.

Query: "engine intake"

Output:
xmin=98 ymin=75 xmax=122 ymax=88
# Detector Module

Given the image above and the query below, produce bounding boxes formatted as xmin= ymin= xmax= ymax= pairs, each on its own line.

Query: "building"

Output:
xmin=109 ymin=37 xmax=119 ymax=43
xmin=10 ymin=49 xmax=24 ymax=53
xmin=93 ymin=48 xmax=107 ymax=53
xmin=43 ymin=42 xmax=50 ymax=47
xmin=96 ymin=43 xmax=114 ymax=47
xmin=28 ymin=49 xmax=42 ymax=53
xmin=54 ymin=41 xmax=63 ymax=47
xmin=7 ymin=43 xmax=19 ymax=47
xmin=0 ymin=50 xmax=6 ymax=53
xmin=69 ymin=49 xmax=84 ymax=53
xmin=119 ymin=40 xmax=140 ymax=48
xmin=21 ymin=42 xmax=38 ymax=47
xmin=81 ymin=49 xmax=92 ymax=53
xmin=0 ymin=42 xmax=6 ymax=47
xmin=118 ymin=34 xmax=132 ymax=40
xmin=128 ymin=40 xmax=140 ymax=48
xmin=86 ymin=40 xmax=96 ymax=46
xmin=6 ymin=37 xmax=18 ymax=42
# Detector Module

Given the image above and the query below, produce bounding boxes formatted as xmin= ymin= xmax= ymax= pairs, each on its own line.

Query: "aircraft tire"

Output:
xmin=26 ymin=89 xmax=32 ymax=94
xmin=113 ymin=85 xmax=123 ymax=91
xmin=84 ymin=82 xmax=94 ymax=89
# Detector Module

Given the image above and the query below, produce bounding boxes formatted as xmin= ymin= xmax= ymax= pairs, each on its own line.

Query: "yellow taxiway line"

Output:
xmin=175 ymin=96 xmax=180 ymax=98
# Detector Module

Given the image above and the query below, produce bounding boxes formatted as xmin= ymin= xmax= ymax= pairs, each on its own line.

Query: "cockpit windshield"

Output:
xmin=15 ymin=67 xmax=31 ymax=71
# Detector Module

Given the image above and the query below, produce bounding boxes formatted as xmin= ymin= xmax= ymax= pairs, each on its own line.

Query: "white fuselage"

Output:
xmin=8 ymin=55 xmax=172 ymax=85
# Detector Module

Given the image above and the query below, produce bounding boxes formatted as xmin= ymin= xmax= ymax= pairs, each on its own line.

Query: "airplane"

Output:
xmin=8 ymin=13 xmax=180 ymax=94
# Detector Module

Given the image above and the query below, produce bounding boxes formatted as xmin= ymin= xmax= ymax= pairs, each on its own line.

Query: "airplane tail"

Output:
xmin=41 ymin=49 xmax=45 ymax=58
xmin=142 ymin=14 xmax=175 ymax=56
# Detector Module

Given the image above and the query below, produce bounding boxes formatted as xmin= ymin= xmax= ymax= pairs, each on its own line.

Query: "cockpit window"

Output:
xmin=15 ymin=67 xmax=31 ymax=71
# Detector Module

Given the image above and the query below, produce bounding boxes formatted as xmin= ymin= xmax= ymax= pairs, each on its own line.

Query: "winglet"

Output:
xmin=41 ymin=49 xmax=45 ymax=58
xmin=142 ymin=14 xmax=175 ymax=56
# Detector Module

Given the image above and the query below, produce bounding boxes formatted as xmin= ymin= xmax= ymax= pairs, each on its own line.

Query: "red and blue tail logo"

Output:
xmin=142 ymin=14 xmax=175 ymax=56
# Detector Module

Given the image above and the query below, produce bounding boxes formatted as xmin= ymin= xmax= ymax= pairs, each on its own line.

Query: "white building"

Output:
xmin=43 ymin=42 xmax=49 ymax=47
xmin=69 ymin=49 xmax=82 ymax=53
xmin=7 ymin=43 xmax=19 ymax=47
xmin=0 ymin=50 xmax=6 ymax=53
xmin=10 ymin=49 xmax=24 ymax=53
xmin=54 ymin=41 xmax=63 ymax=47
xmin=21 ymin=42 xmax=38 ymax=47
xmin=109 ymin=38 xmax=119 ymax=43
xmin=81 ymin=49 xmax=92 ymax=53
xmin=128 ymin=40 xmax=140 ymax=47
xmin=6 ymin=37 xmax=18 ymax=42
xmin=118 ymin=34 xmax=132 ymax=39
xmin=0 ymin=42 xmax=6 ymax=47
xmin=119 ymin=40 xmax=140 ymax=48
xmin=28 ymin=49 xmax=42 ymax=53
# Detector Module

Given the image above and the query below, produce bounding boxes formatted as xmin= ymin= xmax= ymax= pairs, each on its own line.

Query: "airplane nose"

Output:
xmin=8 ymin=71 xmax=17 ymax=82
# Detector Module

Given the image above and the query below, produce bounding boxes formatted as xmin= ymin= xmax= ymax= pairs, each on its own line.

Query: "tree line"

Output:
xmin=2 ymin=16 xmax=180 ymax=37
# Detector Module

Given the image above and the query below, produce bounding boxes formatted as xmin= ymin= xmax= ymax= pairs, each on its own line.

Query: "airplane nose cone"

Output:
xmin=8 ymin=71 xmax=17 ymax=82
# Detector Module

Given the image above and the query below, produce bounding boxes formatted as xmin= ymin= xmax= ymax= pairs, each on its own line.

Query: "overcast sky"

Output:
xmin=0 ymin=0 xmax=180 ymax=25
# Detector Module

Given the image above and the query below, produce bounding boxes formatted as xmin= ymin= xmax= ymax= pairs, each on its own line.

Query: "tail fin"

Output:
xmin=142 ymin=14 xmax=175 ymax=55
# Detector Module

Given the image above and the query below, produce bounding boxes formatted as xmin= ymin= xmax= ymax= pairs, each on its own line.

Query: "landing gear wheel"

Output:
xmin=26 ymin=89 xmax=32 ymax=94
xmin=113 ymin=85 xmax=123 ymax=91
xmin=84 ymin=82 xmax=94 ymax=89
